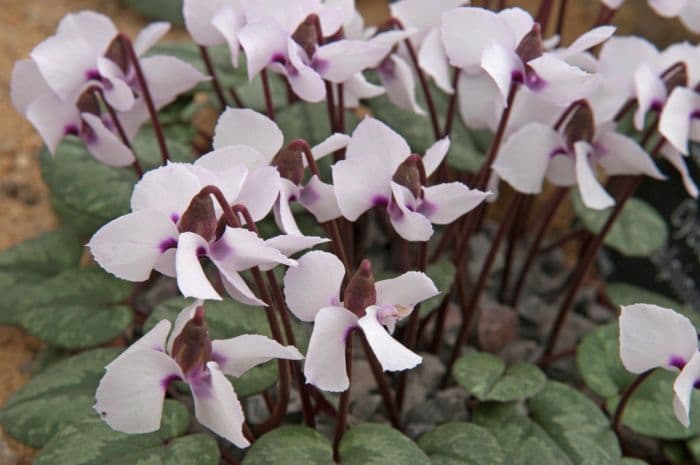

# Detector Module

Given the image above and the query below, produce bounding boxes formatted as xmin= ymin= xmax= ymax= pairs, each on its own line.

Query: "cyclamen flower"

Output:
xmin=494 ymin=102 xmax=664 ymax=209
xmin=600 ymin=0 xmax=700 ymax=33
xmin=88 ymin=162 xmax=326 ymax=305
xmin=283 ymin=251 xmax=438 ymax=391
xmin=211 ymin=108 xmax=348 ymax=235
xmin=332 ymin=117 xmax=488 ymax=241
xmin=619 ymin=303 xmax=700 ymax=427
xmin=95 ymin=301 xmax=303 ymax=447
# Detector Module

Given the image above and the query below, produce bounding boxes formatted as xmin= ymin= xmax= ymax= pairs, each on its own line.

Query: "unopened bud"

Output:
xmin=171 ymin=306 xmax=212 ymax=375
xmin=76 ymin=89 xmax=101 ymax=116
xmin=515 ymin=24 xmax=544 ymax=64
xmin=293 ymin=15 xmax=320 ymax=58
xmin=343 ymin=259 xmax=377 ymax=317
xmin=392 ymin=154 xmax=424 ymax=199
xmin=105 ymin=36 xmax=129 ymax=74
xmin=179 ymin=191 xmax=218 ymax=241
xmin=564 ymin=101 xmax=595 ymax=148
xmin=272 ymin=145 xmax=305 ymax=185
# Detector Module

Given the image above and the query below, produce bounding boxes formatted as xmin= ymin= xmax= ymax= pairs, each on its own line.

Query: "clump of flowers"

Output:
xmin=5 ymin=1 xmax=700 ymax=464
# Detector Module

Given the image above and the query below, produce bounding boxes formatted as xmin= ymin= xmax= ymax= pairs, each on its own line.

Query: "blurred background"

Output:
xmin=0 ymin=1 xmax=696 ymax=463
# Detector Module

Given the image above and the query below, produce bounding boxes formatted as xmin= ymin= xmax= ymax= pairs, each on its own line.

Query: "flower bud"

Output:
xmin=171 ymin=306 xmax=212 ymax=376
xmin=393 ymin=154 xmax=425 ymax=199
xmin=105 ymin=36 xmax=129 ymax=74
xmin=76 ymin=89 xmax=101 ymax=116
xmin=179 ymin=191 xmax=218 ymax=242
xmin=515 ymin=24 xmax=544 ymax=64
xmin=343 ymin=259 xmax=377 ymax=317
xmin=564 ymin=100 xmax=595 ymax=148
xmin=293 ymin=15 xmax=320 ymax=58
xmin=272 ymin=145 xmax=305 ymax=185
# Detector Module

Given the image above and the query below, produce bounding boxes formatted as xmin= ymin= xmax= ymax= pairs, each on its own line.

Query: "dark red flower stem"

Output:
xmin=535 ymin=0 xmax=556 ymax=30
xmin=555 ymin=0 xmax=569 ymax=37
xmin=333 ymin=328 xmax=357 ymax=462
xmin=594 ymin=4 xmax=616 ymax=27
xmin=260 ymin=69 xmax=276 ymax=121
xmin=358 ymin=331 xmax=401 ymax=428
xmin=198 ymin=46 xmax=229 ymax=110
xmin=498 ymin=193 xmax=530 ymax=302
xmin=443 ymin=195 xmax=525 ymax=386
xmin=92 ymin=87 xmax=143 ymax=178
xmin=118 ymin=33 xmax=170 ymax=164
xmin=336 ymin=83 xmax=345 ymax=133
xmin=612 ymin=370 xmax=653 ymax=434
xmin=442 ymin=69 xmax=462 ymax=140
xmin=231 ymin=203 xmax=316 ymax=427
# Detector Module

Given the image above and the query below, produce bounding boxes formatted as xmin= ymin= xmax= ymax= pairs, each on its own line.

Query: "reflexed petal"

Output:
xmin=192 ymin=362 xmax=249 ymax=448
xmin=213 ymin=107 xmax=283 ymax=159
xmin=497 ymin=7 xmax=535 ymax=43
xmin=481 ymin=41 xmax=521 ymax=101
xmin=211 ymin=227 xmax=295 ymax=273
xmin=315 ymin=40 xmax=389 ymax=83
xmin=390 ymin=0 xmax=464 ymax=38
xmin=81 ymin=113 xmax=135 ymax=167
xmin=343 ymin=73 xmax=385 ymax=106
xmin=274 ymin=181 xmax=303 ymax=236
xmin=673 ymin=351 xmax=700 ymax=428
xmin=200 ymin=145 xmax=267 ymax=171
xmin=680 ymin=1 xmax=700 ymax=33
xmin=333 ymin=157 xmax=393 ymax=221
xmin=598 ymin=36 xmax=659 ymax=94
xmin=194 ymin=150 xmax=249 ymax=201
xmin=263 ymin=234 xmax=329 ymax=261
xmin=423 ymin=137 xmax=450 ymax=177
xmin=649 ymin=0 xmax=688 ymax=17
xmin=304 ymin=306 xmax=358 ymax=391
xmin=284 ymin=39 xmax=326 ymax=103
xmin=376 ymin=271 xmax=438 ymax=308
xmin=545 ymin=152 xmax=577 ymax=186
xmin=212 ymin=6 xmax=246 ymax=67
xmin=130 ymin=162 xmax=203 ymax=216
xmin=378 ymin=54 xmax=425 ymax=116
xmin=596 ymin=130 xmax=665 ymax=179
xmin=563 ymin=26 xmax=616 ymax=57
xmin=234 ymin=166 xmax=282 ymax=221
xmin=389 ymin=183 xmax=434 ymax=242
xmin=660 ymin=87 xmax=700 ymax=155
xmin=134 ymin=22 xmax=171 ymax=56
xmin=220 ymin=269 xmax=266 ymax=307
xmin=619 ymin=303 xmax=698 ymax=374
xmin=115 ymin=319 xmax=172 ymax=363
xmin=283 ymin=251 xmax=345 ymax=322
xmin=94 ymin=347 xmax=183 ymax=434
xmin=97 ymin=58 xmax=135 ymax=112
xmin=212 ymin=334 xmax=303 ymax=377
xmin=139 ymin=56 xmax=208 ymax=103
xmin=310 ymin=133 xmax=350 ymax=161
xmin=527 ymin=54 xmax=601 ymax=105
xmin=346 ymin=116 xmax=410 ymax=169
xmin=10 ymin=59 xmax=51 ymax=116
xmin=298 ymin=175 xmax=343 ymax=222
xmin=418 ymin=29 xmax=454 ymax=94
xmin=493 ymin=123 xmax=562 ymax=194
xmin=166 ymin=300 xmax=202 ymax=355
xmin=25 ymin=93 xmax=79 ymax=154
xmin=57 ymin=10 xmax=117 ymax=51
xmin=661 ymin=144 xmax=699 ymax=198
xmin=358 ymin=306 xmax=422 ymax=371
xmin=183 ymin=0 xmax=230 ymax=45
xmin=634 ymin=64 xmax=667 ymax=131
xmin=238 ymin=19 xmax=288 ymax=80
xmin=88 ymin=210 xmax=179 ymax=281
xmin=442 ymin=7 xmax=513 ymax=72
xmin=420 ymin=182 xmax=488 ymax=224
xmin=175 ymin=232 xmax=221 ymax=300
xmin=574 ymin=141 xmax=614 ymax=210
xmin=154 ymin=249 xmax=176 ymax=278
xmin=457 ymin=72 xmax=502 ymax=131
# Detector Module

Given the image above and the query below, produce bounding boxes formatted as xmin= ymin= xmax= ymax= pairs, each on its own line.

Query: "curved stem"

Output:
xmin=118 ymin=33 xmax=170 ymax=163
xmin=358 ymin=332 xmax=401 ymax=428
xmin=93 ymin=88 xmax=143 ymax=178
xmin=612 ymin=370 xmax=653 ymax=433
xmin=442 ymin=69 xmax=462 ymax=139
xmin=198 ymin=46 xmax=229 ymax=110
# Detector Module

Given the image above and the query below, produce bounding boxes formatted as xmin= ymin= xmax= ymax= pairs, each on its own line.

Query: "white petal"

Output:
xmin=527 ymin=54 xmax=602 ymax=105
xmin=481 ymin=41 xmax=521 ymax=101
xmin=545 ymin=153 xmax=577 ymax=186
xmin=595 ymin=130 xmax=665 ymax=180
xmin=310 ymin=133 xmax=350 ymax=161
xmin=423 ymin=137 xmax=450 ymax=177
xmin=166 ymin=300 xmax=202 ymax=355
xmin=194 ymin=150 xmax=249 ymax=201
xmin=619 ymin=303 xmax=698 ymax=374
xmin=210 ymin=227 xmax=295 ymax=272
xmin=212 ymin=334 xmax=303 ymax=377
xmin=211 ymin=7 xmax=246 ymax=67
xmin=376 ymin=271 xmax=439 ymax=308
xmin=563 ymin=26 xmax=616 ymax=57
xmin=661 ymin=144 xmax=699 ymax=198
xmin=114 ymin=319 xmax=172 ymax=364
xmin=633 ymin=64 xmax=667 ymax=131
xmin=418 ymin=29 xmax=453 ymax=94
xmin=660 ymin=87 xmax=700 ymax=155
xmin=283 ymin=250 xmax=344 ymax=322
xmin=57 ymin=11 xmax=117 ymax=51
xmin=345 ymin=116 xmax=411 ymax=170
xmin=332 ymin=157 xmax=392 ymax=221
xmin=175 ymin=232 xmax=221 ymax=300
xmin=390 ymin=0 xmax=464 ymax=36
xmin=388 ymin=182 xmax=434 ymax=242
xmin=358 ymin=306 xmax=422 ymax=371
xmin=598 ymin=36 xmax=659 ymax=96
xmin=304 ymin=306 xmax=358 ymax=392
xmin=213 ymin=108 xmax=283 ymax=160
xmin=134 ymin=22 xmax=171 ymax=56
xmin=298 ymin=175 xmax=343 ymax=222
xmin=284 ymin=39 xmax=326 ymax=103
xmin=574 ymin=141 xmax=614 ymax=210
xmin=234 ymin=165 xmax=282 ymax=221
xmin=94 ymin=347 xmax=183 ymax=434
xmin=264 ymin=234 xmax=329 ymax=260
xmin=420 ymin=182 xmax=488 ymax=224
xmin=275 ymin=181 xmax=303 ymax=235
xmin=680 ymin=1 xmax=700 ymax=33
xmin=497 ymin=7 xmax=535 ymax=44
xmin=81 ymin=113 xmax=135 ymax=167
xmin=97 ymin=58 xmax=135 ymax=111
xmin=649 ymin=0 xmax=688 ymax=17
xmin=183 ymin=0 xmax=229 ymax=46
xmin=315 ymin=40 xmax=389 ymax=83
xmin=139 ymin=56 xmax=208 ymax=104
xmin=88 ymin=210 xmax=179 ymax=281
xmin=10 ymin=59 xmax=51 ymax=116
xmin=220 ymin=269 xmax=266 ymax=307
xmin=673 ymin=351 xmax=700 ymax=428
xmin=199 ymin=145 xmax=267 ymax=171
xmin=457 ymin=71 xmax=502 ymax=131
xmin=378 ymin=54 xmax=426 ymax=116
xmin=238 ymin=19 xmax=288 ymax=80
xmin=493 ymin=123 xmax=563 ymax=194
xmin=343 ymin=72 xmax=385 ymax=106
xmin=131 ymin=163 xmax=203 ymax=217
xmin=25 ymin=93 xmax=78 ymax=154
xmin=192 ymin=362 xmax=249 ymax=448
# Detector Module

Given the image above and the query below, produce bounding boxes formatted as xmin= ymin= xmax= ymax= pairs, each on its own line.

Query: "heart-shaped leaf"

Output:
xmin=453 ymin=351 xmax=546 ymax=402
xmin=338 ymin=423 xmax=430 ymax=465
xmin=576 ymin=323 xmax=635 ymax=399
xmin=0 ymin=348 xmax=121 ymax=447
xmin=242 ymin=426 xmax=333 ymax=465
xmin=418 ymin=422 xmax=503 ymax=465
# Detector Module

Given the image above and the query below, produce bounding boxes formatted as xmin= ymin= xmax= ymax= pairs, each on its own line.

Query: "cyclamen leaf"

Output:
xmin=420 ymin=258 xmax=456 ymax=316
xmin=453 ymin=351 xmax=546 ymax=402
xmin=338 ymin=423 xmax=430 ymax=465
xmin=605 ymin=282 xmax=700 ymax=328
xmin=242 ymin=426 xmax=333 ymax=465
xmin=576 ymin=323 xmax=635 ymax=399
xmin=571 ymin=190 xmax=668 ymax=257
xmin=0 ymin=348 xmax=121 ymax=448
xmin=418 ymin=422 xmax=504 ymax=465
xmin=123 ymin=0 xmax=184 ymax=24
xmin=33 ymin=401 xmax=220 ymax=465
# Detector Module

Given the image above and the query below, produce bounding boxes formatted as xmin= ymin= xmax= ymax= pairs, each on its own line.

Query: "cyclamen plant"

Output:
xmin=4 ymin=1 xmax=700 ymax=464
